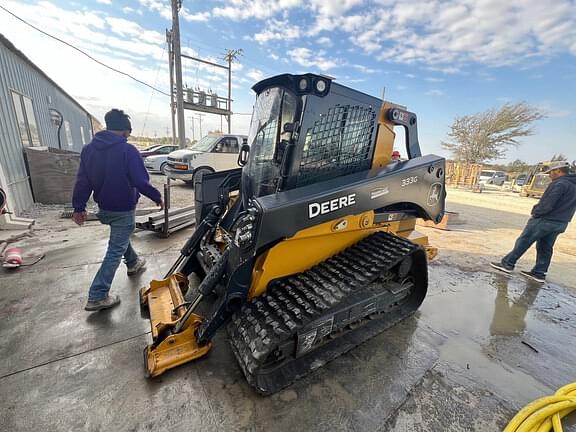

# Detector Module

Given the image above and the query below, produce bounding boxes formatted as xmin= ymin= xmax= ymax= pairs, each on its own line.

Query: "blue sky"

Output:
xmin=1 ymin=0 xmax=575 ymax=163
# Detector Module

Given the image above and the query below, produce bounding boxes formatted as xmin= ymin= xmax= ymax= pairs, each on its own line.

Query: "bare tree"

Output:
xmin=550 ymin=153 xmax=567 ymax=161
xmin=442 ymin=102 xmax=544 ymax=164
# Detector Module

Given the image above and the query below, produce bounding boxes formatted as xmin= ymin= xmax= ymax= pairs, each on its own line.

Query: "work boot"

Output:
xmin=127 ymin=258 xmax=146 ymax=276
xmin=85 ymin=294 xmax=121 ymax=311
xmin=520 ymin=270 xmax=545 ymax=283
xmin=490 ymin=260 xmax=514 ymax=274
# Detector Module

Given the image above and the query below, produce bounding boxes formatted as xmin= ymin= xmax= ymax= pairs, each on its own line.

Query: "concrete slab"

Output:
xmin=1 ymin=237 xmax=576 ymax=431
xmin=0 ymin=307 xmax=442 ymax=432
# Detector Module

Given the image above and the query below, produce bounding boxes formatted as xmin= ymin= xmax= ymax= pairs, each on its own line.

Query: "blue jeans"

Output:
xmin=88 ymin=210 xmax=138 ymax=302
xmin=502 ymin=218 xmax=567 ymax=277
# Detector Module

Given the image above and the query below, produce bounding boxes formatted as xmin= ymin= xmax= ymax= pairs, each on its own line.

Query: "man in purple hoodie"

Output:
xmin=73 ymin=109 xmax=163 ymax=311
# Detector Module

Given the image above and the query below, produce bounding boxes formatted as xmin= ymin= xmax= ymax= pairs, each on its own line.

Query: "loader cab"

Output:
xmin=242 ymin=73 xmax=384 ymax=200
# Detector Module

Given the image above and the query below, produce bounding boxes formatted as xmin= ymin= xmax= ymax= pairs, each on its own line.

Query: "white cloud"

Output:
xmin=105 ymin=17 xmax=165 ymax=45
xmin=425 ymin=89 xmax=445 ymax=97
xmin=206 ymin=0 xmax=576 ymax=72
xmin=424 ymin=77 xmax=444 ymax=82
xmin=253 ymin=19 xmax=301 ymax=43
xmin=181 ymin=10 xmax=211 ymax=22
xmin=245 ymin=68 xmax=264 ymax=82
xmin=289 ymin=47 xmax=338 ymax=71
xmin=96 ymin=0 xmax=112 ymax=4
xmin=317 ymin=36 xmax=333 ymax=47
xmin=122 ymin=7 xmax=144 ymax=16
xmin=138 ymin=0 xmax=171 ymax=20
xmin=310 ymin=0 xmax=365 ymax=18
xmin=538 ymin=102 xmax=572 ymax=118
xmin=212 ymin=0 xmax=303 ymax=20
xmin=350 ymin=64 xmax=379 ymax=74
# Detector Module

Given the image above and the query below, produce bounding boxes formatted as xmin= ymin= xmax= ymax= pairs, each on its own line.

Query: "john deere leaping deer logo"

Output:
xmin=427 ymin=183 xmax=442 ymax=206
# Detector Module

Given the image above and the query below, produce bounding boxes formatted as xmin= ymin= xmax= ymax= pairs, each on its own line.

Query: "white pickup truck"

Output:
xmin=165 ymin=134 xmax=247 ymax=185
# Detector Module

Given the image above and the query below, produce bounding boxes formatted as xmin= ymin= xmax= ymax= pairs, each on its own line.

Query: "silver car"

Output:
xmin=144 ymin=154 xmax=169 ymax=175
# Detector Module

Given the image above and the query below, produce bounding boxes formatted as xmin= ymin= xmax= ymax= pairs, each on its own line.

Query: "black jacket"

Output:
xmin=531 ymin=174 xmax=576 ymax=223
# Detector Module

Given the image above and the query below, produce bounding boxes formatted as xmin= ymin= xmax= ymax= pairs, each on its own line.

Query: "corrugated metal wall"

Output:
xmin=0 ymin=41 xmax=93 ymax=215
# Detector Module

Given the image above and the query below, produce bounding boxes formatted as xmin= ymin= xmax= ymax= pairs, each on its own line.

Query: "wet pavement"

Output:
xmin=0 ymin=231 xmax=575 ymax=431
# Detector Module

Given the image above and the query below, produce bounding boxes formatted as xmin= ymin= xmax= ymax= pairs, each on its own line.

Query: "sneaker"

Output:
xmin=85 ymin=294 xmax=121 ymax=311
xmin=520 ymin=270 xmax=545 ymax=283
xmin=490 ymin=261 xmax=514 ymax=274
xmin=127 ymin=258 xmax=146 ymax=276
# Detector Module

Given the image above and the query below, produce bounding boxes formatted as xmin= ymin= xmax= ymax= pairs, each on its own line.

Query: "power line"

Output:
xmin=140 ymin=44 xmax=168 ymax=136
xmin=0 ymin=4 xmax=171 ymax=97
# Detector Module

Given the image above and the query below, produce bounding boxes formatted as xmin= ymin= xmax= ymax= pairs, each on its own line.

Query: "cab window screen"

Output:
xmin=297 ymin=104 xmax=376 ymax=187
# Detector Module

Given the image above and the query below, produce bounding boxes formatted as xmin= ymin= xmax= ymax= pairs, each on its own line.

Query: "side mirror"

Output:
xmin=238 ymin=143 xmax=250 ymax=167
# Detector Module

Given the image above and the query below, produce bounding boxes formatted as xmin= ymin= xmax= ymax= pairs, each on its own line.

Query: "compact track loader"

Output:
xmin=140 ymin=73 xmax=446 ymax=394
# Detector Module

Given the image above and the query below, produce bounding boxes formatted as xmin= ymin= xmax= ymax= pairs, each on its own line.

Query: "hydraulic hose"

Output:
xmin=503 ymin=382 xmax=576 ymax=432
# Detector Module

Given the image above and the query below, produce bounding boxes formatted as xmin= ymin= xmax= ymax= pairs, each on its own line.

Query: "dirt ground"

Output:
xmin=422 ymin=187 xmax=576 ymax=289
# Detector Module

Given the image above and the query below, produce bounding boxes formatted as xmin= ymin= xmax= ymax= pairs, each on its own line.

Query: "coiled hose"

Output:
xmin=503 ymin=382 xmax=576 ymax=432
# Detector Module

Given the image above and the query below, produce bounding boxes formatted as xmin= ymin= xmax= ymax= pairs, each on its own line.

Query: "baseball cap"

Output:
xmin=544 ymin=161 xmax=570 ymax=173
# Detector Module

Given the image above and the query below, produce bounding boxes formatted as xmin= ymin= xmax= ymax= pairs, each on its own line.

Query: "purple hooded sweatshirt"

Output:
xmin=72 ymin=130 xmax=161 ymax=212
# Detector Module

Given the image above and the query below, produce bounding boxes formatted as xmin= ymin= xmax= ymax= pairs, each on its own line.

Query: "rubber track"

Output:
xmin=227 ymin=231 xmax=422 ymax=394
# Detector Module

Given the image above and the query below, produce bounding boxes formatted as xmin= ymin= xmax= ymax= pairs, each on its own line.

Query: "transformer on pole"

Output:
xmin=168 ymin=1 xmax=241 ymax=140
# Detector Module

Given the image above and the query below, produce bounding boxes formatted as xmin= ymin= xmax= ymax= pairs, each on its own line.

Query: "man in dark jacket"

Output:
xmin=491 ymin=161 xmax=576 ymax=283
xmin=73 ymin=109 xmax=163 ymax=311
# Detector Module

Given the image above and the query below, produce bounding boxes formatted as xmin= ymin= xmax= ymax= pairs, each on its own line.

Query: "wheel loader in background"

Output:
xmin=520 ymin=161 xmax=553 ymax=198
xmin=140 ymin=73 xmax=446 ymax=394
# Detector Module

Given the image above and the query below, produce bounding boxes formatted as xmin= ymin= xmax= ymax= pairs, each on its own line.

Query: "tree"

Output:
xmin=507 ymin=159 xmax=531 ymax=174
xmin=442 ymin=102 xmax=544 ymax=164
xmin=550 ymin=154 xmax=567 ymax=161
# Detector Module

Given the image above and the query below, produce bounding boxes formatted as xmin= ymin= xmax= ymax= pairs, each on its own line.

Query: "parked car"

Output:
xmin=478 ymin=170 xmax=507 ymax=186
xmin=140 ymin=144 xmax=178 ymax=158
xmin=144 ymin=154 xmax=169 ymax=174
xmin=165 ymin=134 xmax=247 ymax=185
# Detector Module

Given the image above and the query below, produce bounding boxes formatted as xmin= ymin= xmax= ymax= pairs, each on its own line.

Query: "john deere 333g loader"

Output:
xmin=140 ymin=73 xmax=446 ymax=394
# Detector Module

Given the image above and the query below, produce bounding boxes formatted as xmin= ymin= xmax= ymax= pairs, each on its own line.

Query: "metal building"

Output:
xmin=0 ymin=34 xmax=95 ymax=215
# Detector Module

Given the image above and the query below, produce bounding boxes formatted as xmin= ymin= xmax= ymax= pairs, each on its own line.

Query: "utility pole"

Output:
xmin=166 ymin=29 xmax=176 ymax=147
xmin=195 ymin=113 xmax=204 ymax=138
xmin=224 ymin=49 xmax=243 ymax=134
xmin=170 ymin=0 xmax=186 ymax=148
xmin=189 ymin=116 xmax=195 ymax=141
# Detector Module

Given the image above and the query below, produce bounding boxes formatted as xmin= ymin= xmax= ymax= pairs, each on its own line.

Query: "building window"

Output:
xmin=80 ymin=126 xmax=86 ymax=145
xmin=11 ymin=91 xmax=41 ymax=147
xmin=64 ymin=121 xmax=73 ymax=147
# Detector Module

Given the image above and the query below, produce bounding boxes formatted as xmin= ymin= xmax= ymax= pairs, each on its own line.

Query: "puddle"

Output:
xmin=422 ymin=269 xmax=547 ymax=339
xmin=418 ymin=264 xmax=576 ymax=403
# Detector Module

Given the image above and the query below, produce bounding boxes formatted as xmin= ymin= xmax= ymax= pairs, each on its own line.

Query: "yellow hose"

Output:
xmin=504 ymin=383 xmax=576 ymax=432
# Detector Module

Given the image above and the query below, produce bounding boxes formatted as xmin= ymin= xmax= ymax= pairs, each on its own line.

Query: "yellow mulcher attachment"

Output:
xmin=139 ymin=73 xmax=446 ymax=394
